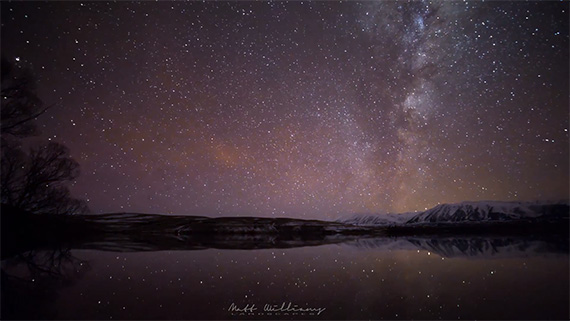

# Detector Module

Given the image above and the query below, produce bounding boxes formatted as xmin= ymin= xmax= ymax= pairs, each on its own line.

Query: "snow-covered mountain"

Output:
xmin=338 ymin=201 xmax=569 ymax=226
xmin=406 ymin=200 xmax=569 ymax=224
xmin=337 ymin=212 xmax=419 ymax=226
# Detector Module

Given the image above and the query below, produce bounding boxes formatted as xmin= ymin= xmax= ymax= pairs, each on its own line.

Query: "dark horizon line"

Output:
xmin=78 ymin=198 xmax=570 ymax=220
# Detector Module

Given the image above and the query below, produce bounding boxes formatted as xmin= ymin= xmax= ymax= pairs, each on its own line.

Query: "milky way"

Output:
xmin=1 ymin=1 xmax=568 ymax=219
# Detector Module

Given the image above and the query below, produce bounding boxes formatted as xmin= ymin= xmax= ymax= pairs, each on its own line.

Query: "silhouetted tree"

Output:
xmin=1 ymin=56 xmax=88 ymax=214
xmin=1 ymin=56 xmax=49 ymax=138
xmin=1 ymin=142 xmax=89 ymax=214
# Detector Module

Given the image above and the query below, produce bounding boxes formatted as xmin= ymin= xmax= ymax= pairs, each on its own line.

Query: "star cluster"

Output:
xmin=1 ymin=1 xmax=568 ymax=218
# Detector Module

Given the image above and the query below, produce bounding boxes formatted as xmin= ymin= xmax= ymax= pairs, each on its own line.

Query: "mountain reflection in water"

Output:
xmin=1 ymin=235 xmax=568 ymax=320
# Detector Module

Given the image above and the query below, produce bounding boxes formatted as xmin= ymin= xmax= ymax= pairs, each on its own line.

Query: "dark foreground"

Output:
xmin=2 ymin=235 xmax=568 ymax=320
xmin=1 ymin=205 xmax=569 ymax=320
xmin=2 ymin=205 xmax=568 ymax=258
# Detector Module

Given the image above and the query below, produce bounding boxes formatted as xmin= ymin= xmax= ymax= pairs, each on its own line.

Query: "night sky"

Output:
xmin=1 ymin=1 xmax=568 ymax=219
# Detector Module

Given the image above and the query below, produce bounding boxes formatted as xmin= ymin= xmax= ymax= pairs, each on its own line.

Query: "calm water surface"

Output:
xmin=2 ymin=238 xmax=568 ymax=320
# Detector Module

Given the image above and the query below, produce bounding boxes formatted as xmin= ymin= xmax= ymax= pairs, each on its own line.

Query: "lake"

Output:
xmin=1 ymin=236 xmax=568 ymax=320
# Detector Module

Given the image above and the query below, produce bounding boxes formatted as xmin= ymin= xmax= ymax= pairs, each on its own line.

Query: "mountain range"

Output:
xmin=338 ymin=200 xmax=569 ymax=226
